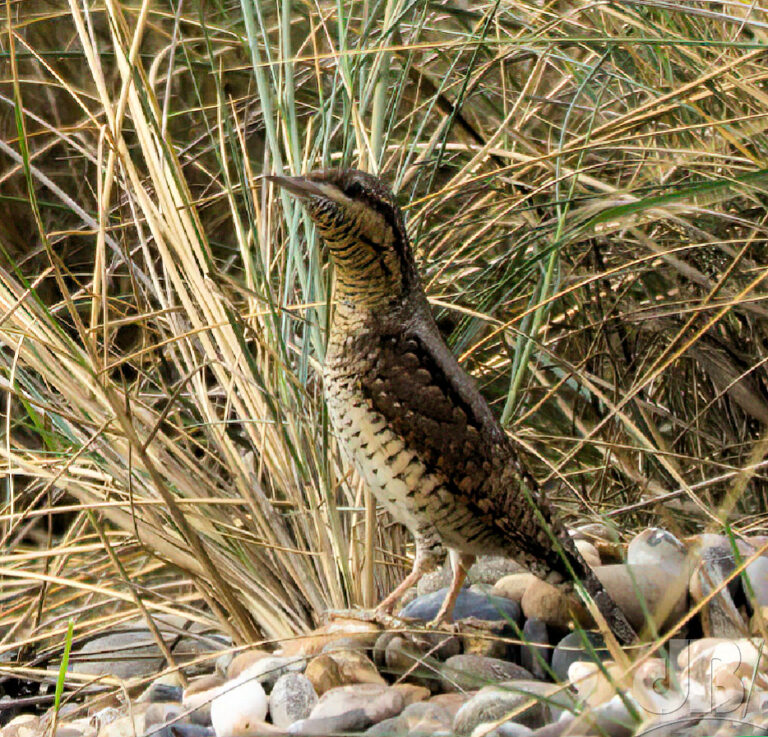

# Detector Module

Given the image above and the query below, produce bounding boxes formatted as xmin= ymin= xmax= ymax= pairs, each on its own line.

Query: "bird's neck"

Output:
xmin=333 ymin=267 xmax=405 ymax=311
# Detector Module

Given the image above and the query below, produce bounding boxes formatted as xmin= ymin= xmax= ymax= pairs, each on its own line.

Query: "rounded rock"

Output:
xmin=384 ymin=635 xmax=437 ymax=690
xmin=520 ymin=618 xmax=550 ymax=681
xmin=329 ymin=649 xmax=385 ymax=686
xmin=551 ymin=631 xmax=610 ymax=683
xmin=269 ymin=673 xmax=318 ymax=729
xmin=183 ymin=673 xmax=225 ymax=726
xmin=595 ymin=563 xmax=687 ymax=631
xmin=521 ymin=579 xmax=589 ymax=631
xmin=227 ymin=649 xmax=272 ymax=680
xmin=210 ymin=672 xmax=268 ymax=737
xmin=574 ymin=540 xmax=601 ymax=568
xmin=453 ymin=681 xmax=575 ymax=736
xmin=440 ymin=654 xmax=534 ymax=692
xmin=474 ymin=723 xmax=534 ymax=737
xmin=627 ymin=528 xmax=686 ymax=571
xmin=401 ymin=587 xmax=521 ymax=625
xmin=240 ymin=654 xmax=306 ymax=690
xmin=493 ymin=573 xmax=538 ymax=604
xmin=304 ymin=654 xmax=343 ymax=696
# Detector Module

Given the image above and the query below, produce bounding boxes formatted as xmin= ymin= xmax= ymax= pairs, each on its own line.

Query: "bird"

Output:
xmin=267 ymin=168 xmax=637 ymax=644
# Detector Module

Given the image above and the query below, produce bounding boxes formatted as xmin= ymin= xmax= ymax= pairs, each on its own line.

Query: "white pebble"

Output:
xmin=211 ymin=672 xmax=268 ymax=737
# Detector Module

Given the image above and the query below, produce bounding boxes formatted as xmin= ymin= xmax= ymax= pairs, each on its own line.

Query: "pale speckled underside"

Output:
xmin=325 ymin=374 xmax=496 ymax=552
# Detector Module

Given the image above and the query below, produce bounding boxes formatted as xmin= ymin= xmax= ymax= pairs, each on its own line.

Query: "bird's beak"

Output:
xmin=266 ymin=174 xmax=349 ymax=205
xmin=265 ymin=174 xmax=327 ymax=200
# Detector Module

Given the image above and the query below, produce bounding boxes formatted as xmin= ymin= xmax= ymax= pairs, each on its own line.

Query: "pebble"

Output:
xmin=627 ymin=528 xmax=687 ymax=571
xmin=401 ymin=587 xmax=521 ymax=625
xmin=240 ymin=655 xmax=306 ymax=690
xmin=476 ymin=723 xmax=534 ymax=737
xmin=144 ymin=702 xmax=183 ymax=729
xmin=20 ymin=527 xmax=768 ymax=737
xmin=453 ymin=680 xmax=575 ymax=735
xmin=304 ymin=654 xmax=344 ymax=695
xmin=742 ymin=555 xmax=768 ymax=607
xmin=414 ymin=631 xmax=462 ymax=660
xmin=429 ymin=692 xmax=475 ymax=719
xmin=69 ymin=631 xmax=167 ymax=680
xmin=365 ymin=702 xmax=453 ymax=736
xmin=551 ymin=631 xmax=610 ymax=682
xmin=69 ymin=617 xmax=224 ymax=681
xmin=281 ymin=618 xmax=381 ymax=658
xmin=96 ymin=711 xmax=148 ymax=737
xmin=1 ymin=715 xmax=40 ymax=737
xmin=460 ymin=627 xmax=510 ymax=660
xmin=138 ymin=681 xmax=184 ymax=703
xmin=209 ymin=671 xmax=268 ymax=737
xmin=183 ymin=673 xmax=225 ymax=725
xmin=521 ymin=579 xmax=589 ymax=631
xmin=440 ymin=654 xmax=534 ymax=692
xmin=328 ymin=648 xmax=386 ymax=685
xmin=269 ymin=673 xmax=318 ymax=728
xmin=520 ymin=618 xmax=550 ymax=681
xmin=493 ymin=573 xmax=538 ymax=604
xmin=689 ymin=546 xmax=747 ymax=637
xmin=227 ymin=649 xmax=271 ymax=680
xmin=391 ymin=683 xmax=431 ymax=706
xmin=384 ymin=635 xmax=440 ymax=690
xmin=574 ymin=540 xmax=601 ymax=568
xmin=550 ymin=693 xmax=637 ymax=737
xmin=595 ymin=563 xmax=687 ymax=631
xmin=289 ymin=683 xmax=405 ymax=735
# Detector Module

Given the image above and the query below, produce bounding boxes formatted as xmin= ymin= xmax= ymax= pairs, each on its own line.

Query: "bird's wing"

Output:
xmin=359 ymin=316 xmax=523 ymax=502
xmin=359 ymin=316 xmax=574 ymax=568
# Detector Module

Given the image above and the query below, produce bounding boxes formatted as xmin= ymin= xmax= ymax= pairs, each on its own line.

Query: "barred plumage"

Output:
xmin=268 ymin=169 xmax=636 ymax=644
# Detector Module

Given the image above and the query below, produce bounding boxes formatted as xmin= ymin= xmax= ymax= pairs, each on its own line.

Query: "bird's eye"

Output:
xmin=344 ymin=181 xmax=364 ymax=198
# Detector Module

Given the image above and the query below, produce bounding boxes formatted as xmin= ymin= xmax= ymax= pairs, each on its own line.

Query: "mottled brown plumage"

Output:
xmin=268 ymin=169 xmax=636 ymax=644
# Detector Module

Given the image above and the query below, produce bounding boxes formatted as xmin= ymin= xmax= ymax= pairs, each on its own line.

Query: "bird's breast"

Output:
xmin=324 ymin=361 xmax=437 ymax=530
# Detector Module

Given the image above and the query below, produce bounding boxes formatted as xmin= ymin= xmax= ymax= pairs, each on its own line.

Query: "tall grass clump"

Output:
xmin=2 ymin=0 xmax=768 ymax=690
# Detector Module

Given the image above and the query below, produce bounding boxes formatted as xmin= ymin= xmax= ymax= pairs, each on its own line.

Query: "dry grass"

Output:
xmin=2 ymin=0 xmax=768 ymax=711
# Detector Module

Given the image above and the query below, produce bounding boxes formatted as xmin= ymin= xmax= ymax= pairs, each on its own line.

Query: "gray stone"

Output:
xmin=364 ymin=716 xmax=403 ymax=735
xmin=453 ymin=680 xmax=576 ymax=736
xmin=440 ymin=654 xmax=534 ymax=692
xmin=520 ymin=618 xmax=550 ymax=680
xmin=289 ymin=711 xmax=370 ymax=736
xmin=373 ymin=631 xmax=397 ymax=667
xmin=138 ymin=682 xmax=183 ymax=703
xmin=310 ymin=683 xmax=405 ymax=721
xmin=290 ymin=684 xmax=406 ymax=734
xmin=743 ymin=555 xmax=768 ymax=607
xmin=270 ymin=673 xmax=318 ymax=728
xmin=469 ymin=556 xmax=526 ymax=585
xmin=627 ymin=528 xmax=687 ymax=571
xmin=401 ymin=588 xmax=520 ymax=625
xmin=689 ymin=539 xmax=746 ymax=637
xmin=69 ymin=616 xmax=227 ymax=680
xmin=70 ymin=631 xmax=164 ymax=679
xmin=474 ymin=723 xmax=534 ymax=737
xmin=550 ymin=631 xmax=611 ymax=682
xmin=144 ymin=702 xmax=184 ymax=728
xmin=242 ymin=655 xmax=306 ymax=690
xmin=384 ymin=635 xmax=440 ymax=691
xmin=595 ymin=563 xmax=687 ymax=631
xmin=153 ymin=726 xmax=215 ymax=737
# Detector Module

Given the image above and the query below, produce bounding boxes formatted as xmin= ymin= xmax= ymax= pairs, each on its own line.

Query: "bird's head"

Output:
xmin=267 ymin=169 xmax=418 ymax=306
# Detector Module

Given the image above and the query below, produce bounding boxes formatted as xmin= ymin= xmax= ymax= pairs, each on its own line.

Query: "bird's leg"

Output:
xmin=376 ymin=533 xmax=442 ymax=615
xmin=429 ymin=550 xmax=476 ymax=627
